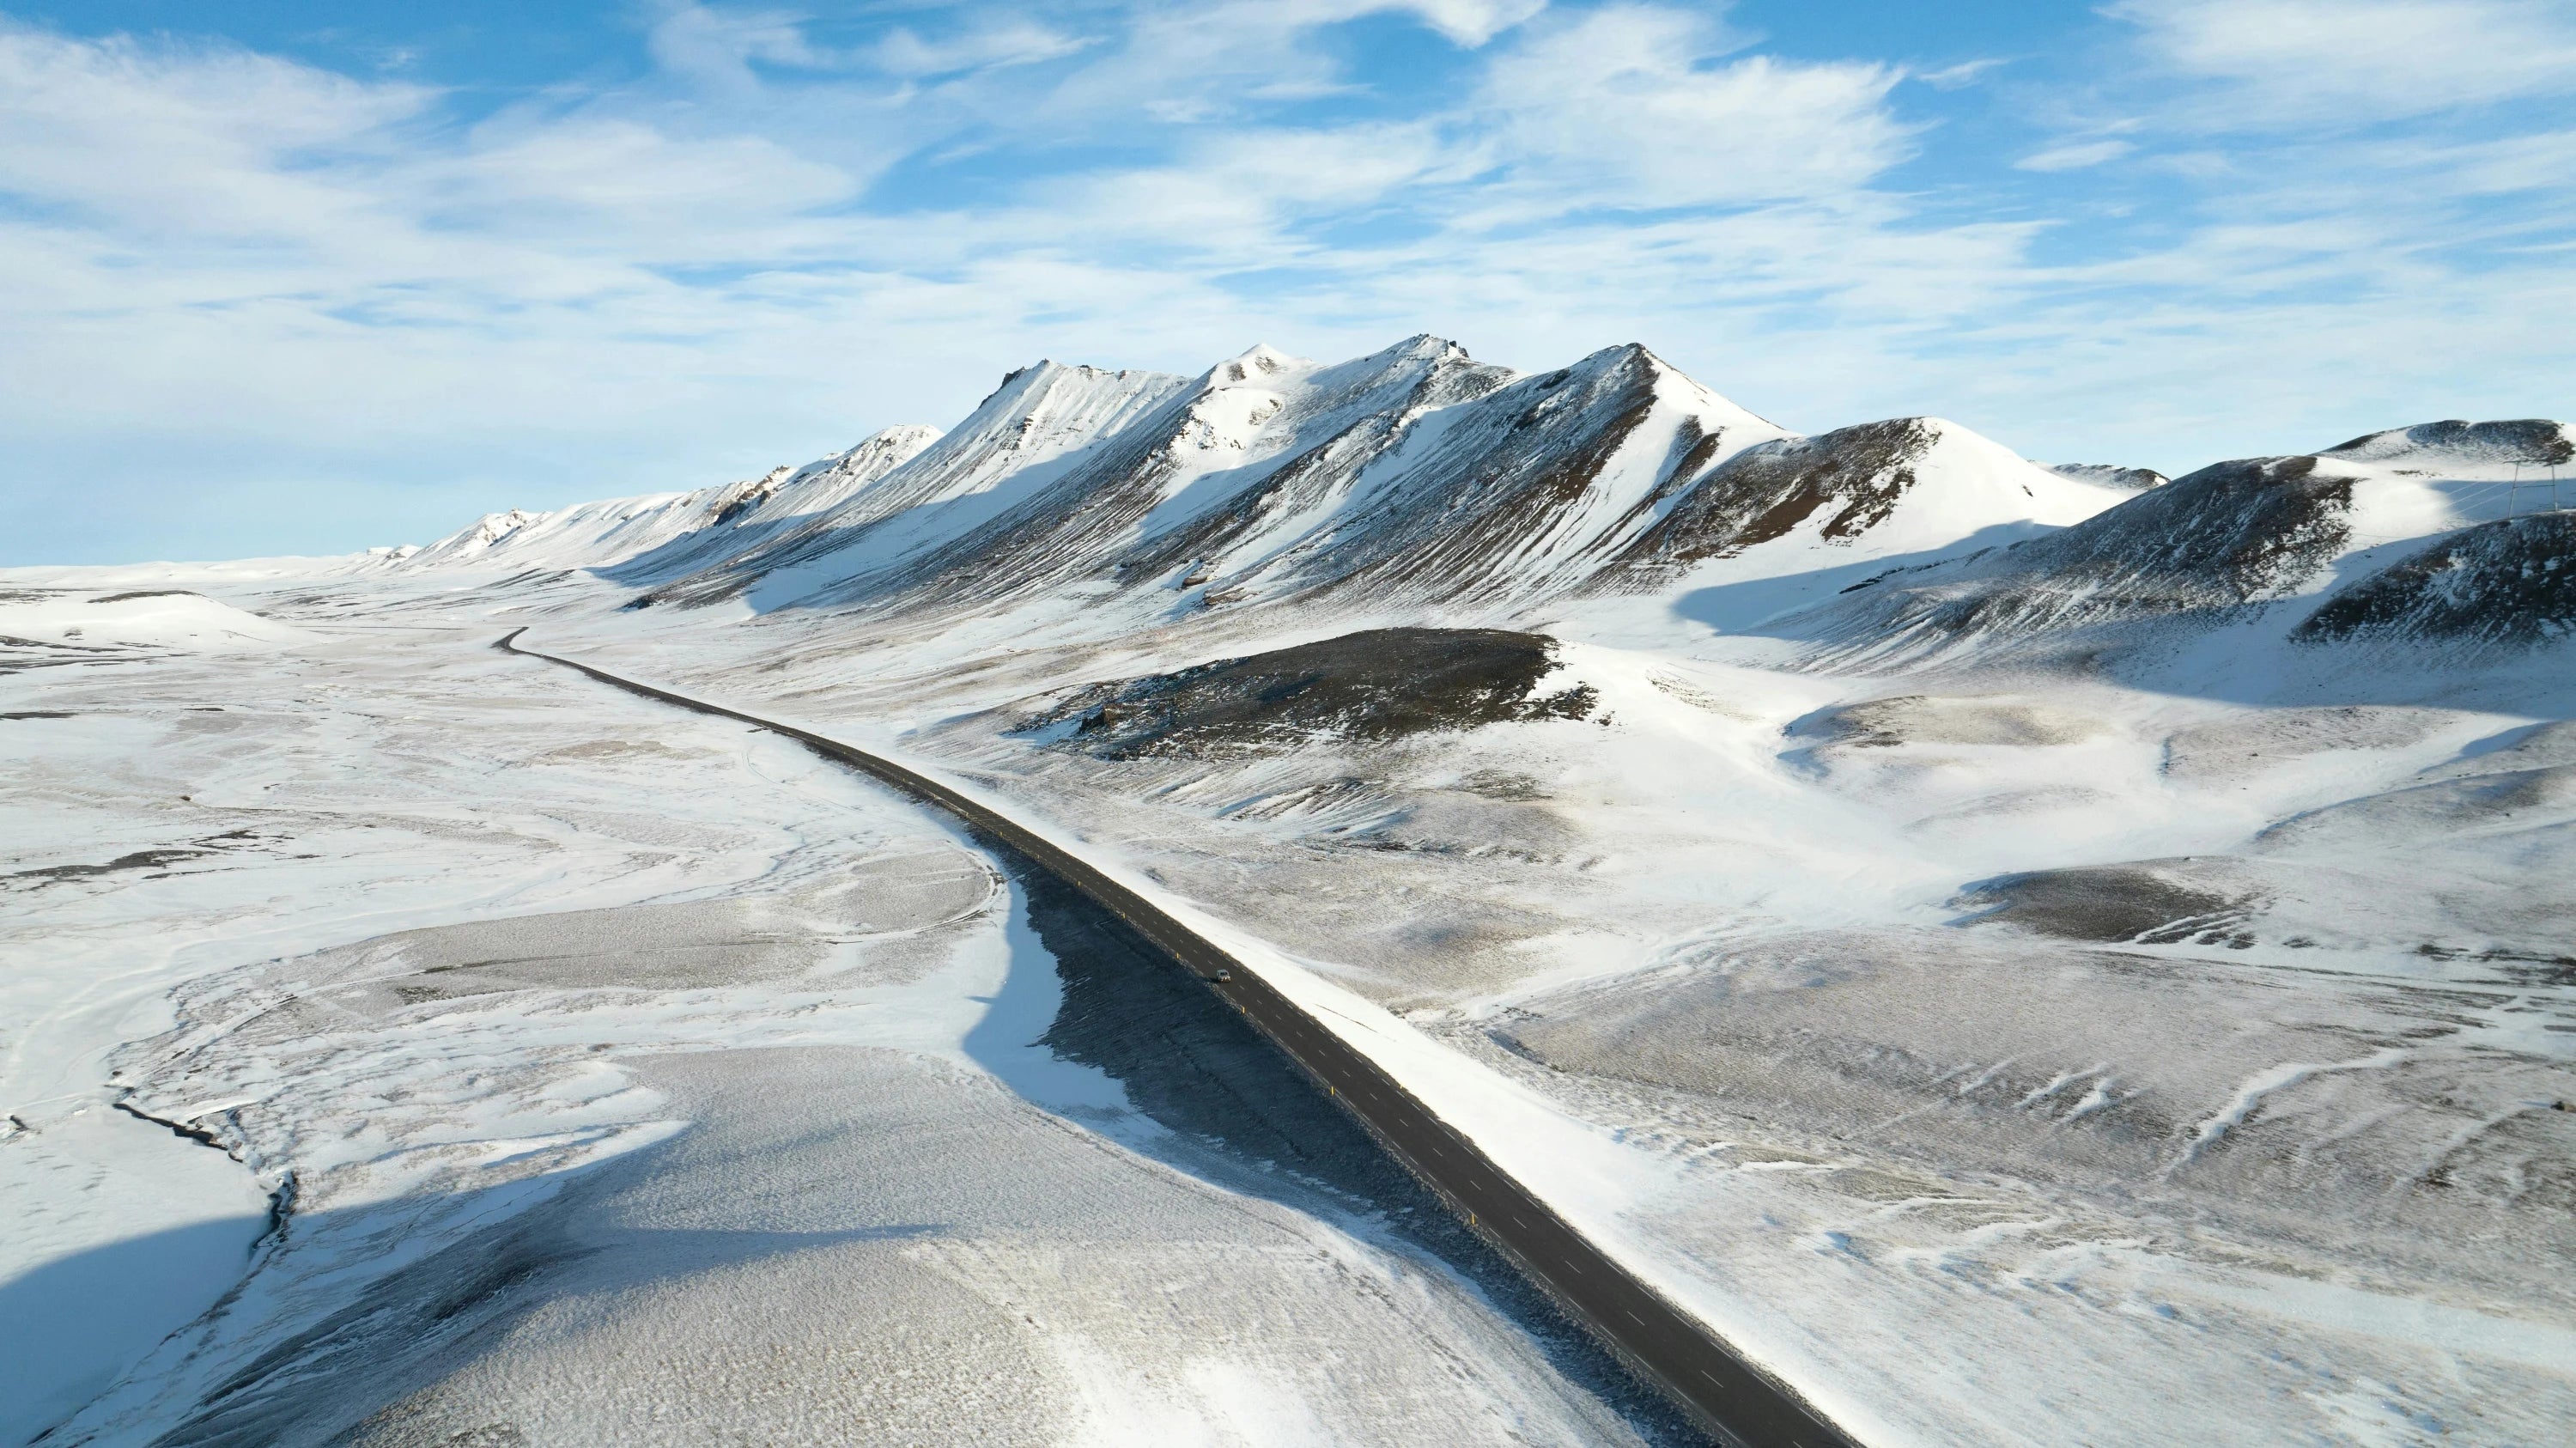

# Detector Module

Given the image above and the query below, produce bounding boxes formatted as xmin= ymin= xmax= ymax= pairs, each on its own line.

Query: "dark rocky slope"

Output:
xmin=2296 ymin=513 xmax=2576 ymax=649
xmin=1018 ymin=628 xmax=1595 ymax=760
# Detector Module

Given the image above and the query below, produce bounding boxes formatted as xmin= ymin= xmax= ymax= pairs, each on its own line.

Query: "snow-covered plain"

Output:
xmin=0 ymin=593 xmax=1675 ymax=1447
xmin=7 ymin=339 xmax=2573 ymax=1445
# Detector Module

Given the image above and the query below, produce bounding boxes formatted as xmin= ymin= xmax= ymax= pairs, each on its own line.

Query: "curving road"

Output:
xmin=497 ymin=628 xmax=1855 ymax=1448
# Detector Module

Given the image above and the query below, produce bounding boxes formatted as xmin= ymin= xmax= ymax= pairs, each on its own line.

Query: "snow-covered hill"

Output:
xmin=1791 ymin=417 xmax=2575 ymax=666
xmin=0 ymin=588 xmax=313 ymax=653
xmin=394 ymin=424 xmax=940 ymax=575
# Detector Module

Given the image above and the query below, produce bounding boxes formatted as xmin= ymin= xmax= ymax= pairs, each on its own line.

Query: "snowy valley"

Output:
xmin=5 ymin=336 xmax=2573 ymax=1447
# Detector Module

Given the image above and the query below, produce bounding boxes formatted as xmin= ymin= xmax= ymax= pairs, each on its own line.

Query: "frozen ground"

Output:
xmin=0 ymin=589 xmax=1679 ymax=1446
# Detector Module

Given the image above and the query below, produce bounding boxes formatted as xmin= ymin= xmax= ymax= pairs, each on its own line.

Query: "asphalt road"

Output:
xmin=498 ymin=628 xmax=1856 ymax=1448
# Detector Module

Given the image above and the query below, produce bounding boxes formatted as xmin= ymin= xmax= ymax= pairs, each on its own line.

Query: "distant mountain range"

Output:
xmin=383 ymin=338 xmax=2574 ymax=662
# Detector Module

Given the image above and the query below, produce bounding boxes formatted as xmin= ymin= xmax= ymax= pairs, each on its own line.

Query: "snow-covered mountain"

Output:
xmin=392 ymin=338 xmax=2152 ymax=626
xmin=395 ymin=424 xmax=940 ymax=575
xmin=387 ymin=338 xmax=2571 ymax=674
xmin=1798 ymin=417 xmax=2576 ymax=666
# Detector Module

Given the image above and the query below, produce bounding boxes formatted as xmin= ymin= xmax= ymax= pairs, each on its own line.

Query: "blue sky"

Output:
xmin=4 ymin=1 xmax=2573 ymax=563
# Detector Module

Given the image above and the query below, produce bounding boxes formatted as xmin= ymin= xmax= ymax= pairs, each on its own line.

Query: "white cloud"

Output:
xmin=2016 ymin=138 xmax=2134 ymax=171
xmin=643 ymin=4 xmax=835 ymax=91
xmin=2370 ymin=127 xmax=2576 ymax=193
xmin=1027 ymin=123 xmax=1455 ymax=250
xmin=0 ymin=21 xmax=426 ymax=238
xmin=1400 ymin=0 xmax=1551 ymax=46
xmin=428 ymin=118 xmax=858 ymax=236
xmin=1917 ymin=58 xmax=2009 ymax=91
xmin=2110 ymin=0 xmax=2576 ymax=122
xmin=1026 ymin=0 xmax=1538 ymax=130
xmin=1478 ymin=5 xmax=1913 ymax=210
xmin=870 ymin=21 xmax=1092 ymax=79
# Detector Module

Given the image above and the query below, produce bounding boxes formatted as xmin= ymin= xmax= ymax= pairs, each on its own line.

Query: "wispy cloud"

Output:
xmin=869 ymin=20 xmax=1093 ymax=79
xmin=1917 ymin=58 xmax=2008 ymax=91
xmin=2014 ymin=138 xmax=2132 ymax=172
xmin=2108 ymin=0 xmax=2576 ymax=122
xmin=1474 ymin=6 xmax=1912 ymax=210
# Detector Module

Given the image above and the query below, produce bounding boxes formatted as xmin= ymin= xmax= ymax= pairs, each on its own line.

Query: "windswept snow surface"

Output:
xmin=8 ymin=337 xmax=2574 ymax=1446
xmin=0 ymin=589 xmax=313 ymax=654
xmin=0 ymin=598 xmax=1675 ymax=1446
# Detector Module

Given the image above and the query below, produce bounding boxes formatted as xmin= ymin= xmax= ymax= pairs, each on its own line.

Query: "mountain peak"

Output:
xmin=2038 ymin=460 xmax=2169 ymax=491
xmin=1208 ymin=343 xmax=1304 ymax=385
xmin=1387 ymin=332 xmax=1470 ymax=361
xmin=866 ymin=423 xmax=945 ymax=450
xmin=2321 ymin=417 xmax=2573 ymax=470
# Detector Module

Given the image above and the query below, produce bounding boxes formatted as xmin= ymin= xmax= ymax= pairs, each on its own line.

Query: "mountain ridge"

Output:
xmin=387 ymin=337 xmax=2573 ymax=668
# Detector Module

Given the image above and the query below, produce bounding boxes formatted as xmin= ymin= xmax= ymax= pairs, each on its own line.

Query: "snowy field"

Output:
xmin=0 ymin=589 xmax=1676 ymax=1447
xmin=526 ymin=576 xmax=2576 ymax=1448
xmin=10 ymin=559 xmax=2565 ymax=1446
